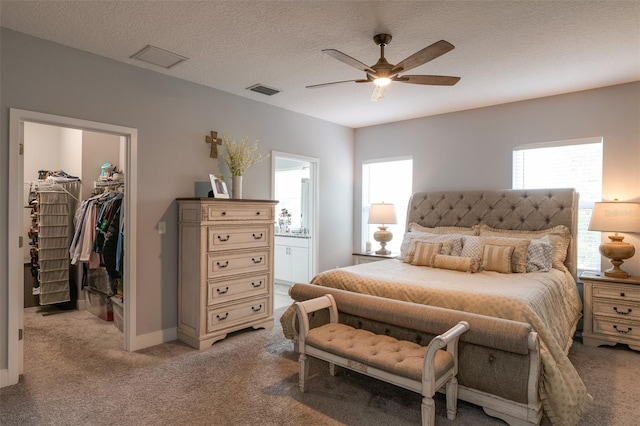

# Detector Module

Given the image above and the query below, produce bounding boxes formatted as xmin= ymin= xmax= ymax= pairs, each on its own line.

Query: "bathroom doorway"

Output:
xmin=271 ymin=152 xmax=319 ymax=306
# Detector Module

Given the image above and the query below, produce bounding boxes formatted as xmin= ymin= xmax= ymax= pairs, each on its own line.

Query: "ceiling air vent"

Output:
xmin=246 ymin=84 xmax=281 ymax=96
xmin=130 ymin=45 xmax=188 ymax=69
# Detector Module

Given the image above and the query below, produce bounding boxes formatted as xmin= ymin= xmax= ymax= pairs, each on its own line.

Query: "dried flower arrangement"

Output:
xmin=220 ymin=135 xmax=268 ymax=176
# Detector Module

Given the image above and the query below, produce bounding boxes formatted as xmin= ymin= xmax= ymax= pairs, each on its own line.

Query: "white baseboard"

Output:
xmin=129 ymin=327 xmax=178 ymax=352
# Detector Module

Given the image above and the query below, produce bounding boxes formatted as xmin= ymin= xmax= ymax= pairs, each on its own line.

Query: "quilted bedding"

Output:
xmin=306 ymin=259 xmax=591 ymax=425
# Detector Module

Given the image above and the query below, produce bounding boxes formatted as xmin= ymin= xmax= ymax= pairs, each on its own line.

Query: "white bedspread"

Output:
xmin=309 ymin=259 xmax=591 ymax=425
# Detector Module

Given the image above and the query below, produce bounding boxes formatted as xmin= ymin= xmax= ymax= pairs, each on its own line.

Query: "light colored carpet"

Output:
xmin=1 ymin=306 xmax=639 ymax=425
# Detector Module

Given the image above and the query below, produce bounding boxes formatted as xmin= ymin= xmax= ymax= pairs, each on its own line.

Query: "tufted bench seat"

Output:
xmin=295 ymin=294 xmax=469 ymax=426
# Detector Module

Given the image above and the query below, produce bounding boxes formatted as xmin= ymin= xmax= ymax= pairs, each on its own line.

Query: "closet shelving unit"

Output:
xmin=25 ymin=180 xmax=80 ymax=306
xmin=37 ymin=189 xmax=71 ymax=305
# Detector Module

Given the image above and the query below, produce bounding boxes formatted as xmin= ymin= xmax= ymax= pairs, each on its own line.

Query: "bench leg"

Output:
xmin=446 ymin=376 xmax=458 ymax=420
xmin=421 ymin=396 xmax=435 ymax=426
xmin=329 ymin=362 xmax=337 ymax=376
xmin=299 ymin=353 xmax=309 ymax=393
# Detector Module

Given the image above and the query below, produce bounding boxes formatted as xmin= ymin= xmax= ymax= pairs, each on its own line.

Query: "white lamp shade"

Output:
xmin=588 ymin=202 xmax=640 ymax=233
xmin=368 ymin=203 xmax=397 ymax=225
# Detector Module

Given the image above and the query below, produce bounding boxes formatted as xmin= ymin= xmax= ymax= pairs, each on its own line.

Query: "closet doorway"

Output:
xmin=6 ymin=109 xmax=138 ymax=386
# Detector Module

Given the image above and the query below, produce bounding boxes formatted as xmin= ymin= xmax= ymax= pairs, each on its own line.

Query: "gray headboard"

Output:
xmin=406 ymin=188 xmax=579 ymax=280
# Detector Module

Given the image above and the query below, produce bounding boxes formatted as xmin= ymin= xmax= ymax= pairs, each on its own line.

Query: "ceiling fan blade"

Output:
xmin=322 ymin=49 xmax=376 ymax=74
xmin=306 ymin=79 xmax=368 ymax=89
xmin=395 ymin=75 xmax=461 ymax=86
xmin=391 ymin=40 xmax=455 ymax=74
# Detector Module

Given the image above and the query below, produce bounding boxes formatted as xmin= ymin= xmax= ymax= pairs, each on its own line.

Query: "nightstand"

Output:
xmin=352 ymin=252 xmax=398 ymax=265
xmin=580 ymin=271 xmax=640 ymax=351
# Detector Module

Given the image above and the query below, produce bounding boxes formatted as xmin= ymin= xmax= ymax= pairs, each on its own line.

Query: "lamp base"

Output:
xmin=600 ymin=238 xmax=635 ymax=278
xmin=373 ymin=226 xmax=393 ymax=256
xmin=604 ymin=259 xmax=630 ymax=278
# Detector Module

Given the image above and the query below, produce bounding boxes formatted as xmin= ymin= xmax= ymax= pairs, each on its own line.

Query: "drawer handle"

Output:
xmin=621 ymin=292 xmax=626 ymax=297
xmin=251 ymin=257 xmax=263 ymax=264
xmin=252 ymin=233 xmax=263 ymax=240
xmin=613 ymin=325 xmax=632 ymax=334
xmin=251 ymin=304 xmax=263 ymax=312
xmin=217 ymin=287 xmax=229 ymax=295
xmin=216 ymin=313 xmax=229 ymax=321
xmin=221 ymin=211 xmax=227 ymax=216
xmin=256 ymin=211 xmax=261 ymax=216
xmin=217 ymin=235 xmax=230 ymax=242
xmin=251 ymin=280 xmax=263 ymax=288
xmin=216 ymin=261 xmax=229 ymax=269
xmin=613 ymin=307 xmax=632 ymax=315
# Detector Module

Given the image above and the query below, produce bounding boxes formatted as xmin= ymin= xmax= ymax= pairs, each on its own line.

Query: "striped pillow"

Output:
xmin=481 ymin=244 xmax=515 ymax=273
xmin=411 ymin=242 xmax=443 ymax=267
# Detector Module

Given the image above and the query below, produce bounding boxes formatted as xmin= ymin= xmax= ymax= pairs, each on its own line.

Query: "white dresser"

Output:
xmin=581 ymin=271 xmax=640 ymax=351
xmin=177 ymin=198 xmax=277 ymax=349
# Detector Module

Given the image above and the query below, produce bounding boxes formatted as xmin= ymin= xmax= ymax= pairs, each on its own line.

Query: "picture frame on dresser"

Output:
xmin=209 ymin=174 xmax=229 ymax=198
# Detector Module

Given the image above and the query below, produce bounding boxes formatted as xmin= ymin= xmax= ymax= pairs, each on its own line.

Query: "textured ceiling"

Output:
xmin=1 ymin=1 xmax=639 ymax=128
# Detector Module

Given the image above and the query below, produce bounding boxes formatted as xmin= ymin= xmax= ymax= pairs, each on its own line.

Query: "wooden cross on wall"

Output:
xmin=205 ymin=131 xmax=222 ymax=158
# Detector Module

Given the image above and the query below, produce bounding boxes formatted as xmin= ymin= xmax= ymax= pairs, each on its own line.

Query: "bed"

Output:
xmin=282 ymin=188 xmax=590 ymax=426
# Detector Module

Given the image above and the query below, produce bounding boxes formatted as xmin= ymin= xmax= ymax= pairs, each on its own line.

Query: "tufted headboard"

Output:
xmin=406 ymin=188 xmax=579 ymax=280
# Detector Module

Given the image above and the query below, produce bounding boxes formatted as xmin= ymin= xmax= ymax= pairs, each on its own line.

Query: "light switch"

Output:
xmin=158 ymin=222 xmax=166 ymax=235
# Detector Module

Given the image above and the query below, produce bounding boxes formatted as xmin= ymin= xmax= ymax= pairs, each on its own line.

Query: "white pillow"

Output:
xmin=460 ymin=235 xmax=481 ymax=258
xmin=527 ymin=235 xmax=553 ymax=272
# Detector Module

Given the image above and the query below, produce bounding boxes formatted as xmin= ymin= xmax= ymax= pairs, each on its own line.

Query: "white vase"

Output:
xmin=232 ymin=175 xmax=243 ymax=199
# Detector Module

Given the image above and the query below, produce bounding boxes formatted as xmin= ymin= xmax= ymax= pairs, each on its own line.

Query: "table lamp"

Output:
xmin=588 ymin=201 xmax=640 ymax=278
xmin=368 ymin=202 xmax=397 ymax=255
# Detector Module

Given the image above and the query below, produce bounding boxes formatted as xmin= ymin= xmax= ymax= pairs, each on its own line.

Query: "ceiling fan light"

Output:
xmin=374 ymin=77 xmax=391 ymax=87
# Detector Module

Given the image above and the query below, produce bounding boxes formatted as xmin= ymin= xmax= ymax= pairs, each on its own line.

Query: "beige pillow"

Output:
xmin=479 ymin=237 xmax=530 ymax=273
xmin=409 ymin=223 xmax=479 ymax=235
xmin=400 ymin=233 xmax=462 ymax=262
xmin=432 ymin=254 xmax=479 ymax=273
xmin=411 ymin=242 xmax=443 ymax=266
xmin=481 ymin=244 xmax=515 ymax=273
xmin=477 ymin=224 xmax=571 ymax=271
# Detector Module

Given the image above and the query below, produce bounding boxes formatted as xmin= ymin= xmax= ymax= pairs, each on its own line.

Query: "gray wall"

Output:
xmin=0 ymin=29 xmax=354 ymax=365
xmin=354 ymin=82 xmax=640 ymax=276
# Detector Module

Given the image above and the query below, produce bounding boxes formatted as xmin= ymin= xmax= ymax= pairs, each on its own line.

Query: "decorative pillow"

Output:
xmin=411 ymin=242 xmax=443 ymax=266
xmin=527 ymin=235 xmax=553 ymax=272
xmin=479 ymin=237 xmax=530 ymax=273
xmin=405 ymin=239 xmax=455 ymax=264
xmin=399 ymin=232 xmax=463 ymax=262
xmin=477 ymin=224 xmax=571 ymax=272
xmin=460 ymin=235 xmax=481 ymax=258
xmin=432 ymin=254 xmax=479 ymax=273
xmin=481 ymin=244 xmax=515 ymax=273
xmin=408 ymin=223 xmax=479 ymax=235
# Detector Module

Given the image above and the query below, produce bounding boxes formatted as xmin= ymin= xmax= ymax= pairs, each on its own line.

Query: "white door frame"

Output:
xmin=3 ymin=108 xmax=137 ymax=387
xmin=271 ymin=151 xmax=319 ymax=279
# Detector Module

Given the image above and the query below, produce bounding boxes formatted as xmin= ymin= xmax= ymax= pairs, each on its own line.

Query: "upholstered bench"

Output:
xmin=295 ymin=294 xmax=469 ymax=426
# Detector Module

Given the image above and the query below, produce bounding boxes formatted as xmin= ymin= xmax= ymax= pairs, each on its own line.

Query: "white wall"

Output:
xmin=354 ymin=82 xmax=640 ymax=276
xmin=81 ymin=130 xmax=121 ymax=200
xmin=0 ymin=28 xmax=354 ymax=366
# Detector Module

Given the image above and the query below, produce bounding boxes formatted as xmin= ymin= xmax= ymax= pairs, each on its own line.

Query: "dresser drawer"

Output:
xmin=208 ymin=226 xmax=270 ymax=251
xmin=208 ymin=274 xmax=268 ymax=305
xmin=207 ymin=297 xmax=269 ymax=333
xmin=207 ymin=250 xmax=270 ymax=278
xmin=204 ymin=204 xmax=273 ymax=222
xmin=593 ymin=298 xmax=640 ymax=320
xmin=592 ymin=315 xmax=639 ymax=339
xmin=593 ymin=284 xmax=640 ymax=303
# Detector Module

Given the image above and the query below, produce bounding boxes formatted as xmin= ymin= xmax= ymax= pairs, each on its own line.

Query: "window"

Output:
xmin=512 ymin=138 xmax=603 ymax=271
xmin=362 ymin=157 xmax=413 ymax=253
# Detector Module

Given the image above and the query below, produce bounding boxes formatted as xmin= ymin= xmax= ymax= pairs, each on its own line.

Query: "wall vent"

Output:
xmin=130 ymin=45 xmax=188 ymax=69
xmin=246 ymin=84 xmax=281 ymax=96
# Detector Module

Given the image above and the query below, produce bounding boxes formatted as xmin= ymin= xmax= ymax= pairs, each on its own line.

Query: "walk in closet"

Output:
xmin=22 ymin=122 xmax=125 ymax=333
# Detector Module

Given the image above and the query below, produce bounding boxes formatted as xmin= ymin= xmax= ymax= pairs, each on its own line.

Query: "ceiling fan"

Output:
xmin=307 ymin=34 xmax=460 ymax=101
